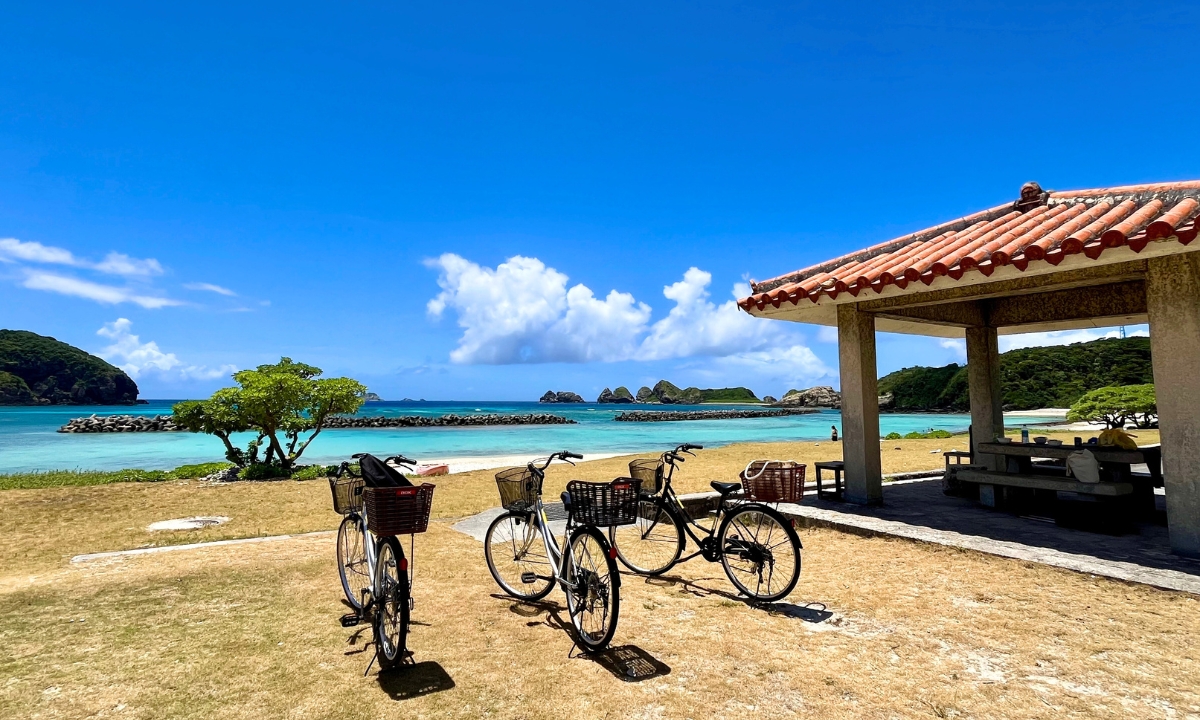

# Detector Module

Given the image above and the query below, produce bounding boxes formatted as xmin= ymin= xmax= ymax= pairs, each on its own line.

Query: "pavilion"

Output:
xmin=738 ymin=181 xmax=1200 ymax=557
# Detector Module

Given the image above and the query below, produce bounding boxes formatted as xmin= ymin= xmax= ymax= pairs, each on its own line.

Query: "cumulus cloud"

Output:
xmin=23 ymin=271 xmax=183 ymax=308
xmin=999 ymin=326 xmax=1148 ymax=352
xmin=184 ymin=282 xmax=237 ymax=296
xmin=97 ymin=319 xmax=236 ymax=381
xmin=939 ymin=338 xmax=966 ymax=360
xmin=425 ymin=254 xmax=834 ymax=383
xmin=426 ymin=254 xmax=650 ymax=364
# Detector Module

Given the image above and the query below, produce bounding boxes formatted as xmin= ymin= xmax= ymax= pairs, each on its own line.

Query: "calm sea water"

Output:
xmin=0 ymin=401 xmax=1064 ymax=473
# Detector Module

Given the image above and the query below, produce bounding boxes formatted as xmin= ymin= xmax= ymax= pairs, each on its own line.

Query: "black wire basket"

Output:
xmin=329 ymin=475 xmax=365 ymax=515
xmin=628 ymin=459 xmax=665 ymax=495
xmin=495 ymin=466 xmax=542 ymax=512
xmin=364 ymin=484 xmax=436 ymax=536
xmin=566 ymin=478 xmax=643 ymax=527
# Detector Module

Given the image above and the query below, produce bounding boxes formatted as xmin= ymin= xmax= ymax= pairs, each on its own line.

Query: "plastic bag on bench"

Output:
xmin=1066 ymin=449 xmax=1100 ymax=484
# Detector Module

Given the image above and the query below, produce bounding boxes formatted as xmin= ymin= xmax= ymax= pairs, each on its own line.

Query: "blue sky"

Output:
xmin=0 ymin=1 xmax=1187 ymax=400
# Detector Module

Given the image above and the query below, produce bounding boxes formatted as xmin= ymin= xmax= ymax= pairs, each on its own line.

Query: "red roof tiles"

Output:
xmin=739 ymin=181 xmax=1200 ymax=312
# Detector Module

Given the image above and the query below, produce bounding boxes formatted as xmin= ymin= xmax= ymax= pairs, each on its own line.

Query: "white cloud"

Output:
xmin=185 ymin=282 xmax=237 ymax=296
xmin=426 ymin=254 xmax=650 ymax=364
xmin=97 ymin=319 xmax=235 ymax=381
xmin=939 ymin=338 xmax=966 ymax=360
xmin=94 ymin=252 xmax=164 ymax=277
xmin=0 ymin=238 xmax=78 ymax=265
xmin=424 ymin=254 xmax=834 ymax=385
xmin=22 ymin=271 xmax=183 ymax=308
xmin=999 ymin=325 xmax=1148 ymax=352
xmin=817 ymin=326 xmax=839 ymax=343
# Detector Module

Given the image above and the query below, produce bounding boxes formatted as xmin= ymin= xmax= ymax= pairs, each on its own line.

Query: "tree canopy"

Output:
xmin=173 ymin=358 xmax=365 ymax=472
xmin=1066 ymin=384 xmax=1157 ymax=429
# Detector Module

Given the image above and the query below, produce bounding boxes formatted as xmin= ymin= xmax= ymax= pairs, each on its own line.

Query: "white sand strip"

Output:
xmin=423 ymin=452 xmax=631 ymax=474
xmin=70 ymin=530 xmax=333 ymax=564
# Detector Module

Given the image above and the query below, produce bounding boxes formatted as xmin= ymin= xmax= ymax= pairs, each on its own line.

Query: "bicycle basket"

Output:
xmin=329 ymin=475 xmax=365 ymax=515
xmin=566 ymin=478 xmax=643 ymax=527
xmin=495 ymin=466 xmax=541 ymax=512
xmin=364 ymin=484 xmax=436 ymax=536
xmin=628 ymin=459 xmax=664 ymax=494
xmin=740 ymin=460 xmax=806 ymax=503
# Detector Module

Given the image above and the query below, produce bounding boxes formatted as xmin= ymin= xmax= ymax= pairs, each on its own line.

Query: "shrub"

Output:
xmin=884 ymin=432 xmax=902 ymax=440
xmin=289 ymin=465 xmax=328 ymax=481
xmin=240 ymin=463 xmax=289 ymax=481
xmin=903 ymin=431 xmax=924 ymax=439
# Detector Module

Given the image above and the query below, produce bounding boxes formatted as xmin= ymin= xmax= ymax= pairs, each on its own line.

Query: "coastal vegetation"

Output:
xmin=1067 ymin=384 xmax=1157 ymax=429
xmin=173 ymin=358 xmax=365 ymax=474
xmin=876 ymin=337 xmax=1153 ymax=411
xmin=0 ymin=462 xmax=232 ymax=490
xmin=0 ymin=329 xmax=139 ymax=405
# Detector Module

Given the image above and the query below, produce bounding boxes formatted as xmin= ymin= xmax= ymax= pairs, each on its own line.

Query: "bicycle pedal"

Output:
xmin=339 ymin=613 xmax=361 ymax=628
xmin=520 ymin=572 xmax=538 ymax=584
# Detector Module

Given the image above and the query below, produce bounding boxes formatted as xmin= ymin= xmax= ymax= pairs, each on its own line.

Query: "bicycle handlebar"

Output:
xmin=529 ymin=450 xmax=582 ymax=471
xmin=385 ymin=454 xmax=416 ymax=467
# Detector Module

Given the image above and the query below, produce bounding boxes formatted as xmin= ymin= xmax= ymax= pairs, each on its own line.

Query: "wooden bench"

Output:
xmin=957 ymin=469 xmax=1135 ymax=533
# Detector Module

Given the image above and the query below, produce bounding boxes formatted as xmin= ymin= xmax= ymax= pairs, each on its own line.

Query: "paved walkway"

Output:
xmin=451 ymin=479 xmax=1200 ymax=595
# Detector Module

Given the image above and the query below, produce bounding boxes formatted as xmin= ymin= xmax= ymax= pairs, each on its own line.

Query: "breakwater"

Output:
xmin=321 ymin=413 xmax=575 ymax=428
xmin=613 ymin=408 xmax=818 ymax=422
xmin=59 ymin=412 xmax=577 ymax=433
xmin=59 ymin=415 xmax=179 ymax=433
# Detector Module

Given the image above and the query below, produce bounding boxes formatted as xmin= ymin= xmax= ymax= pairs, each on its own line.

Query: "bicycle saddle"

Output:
xmin=710 ymin=481 xmax=741 ymax=496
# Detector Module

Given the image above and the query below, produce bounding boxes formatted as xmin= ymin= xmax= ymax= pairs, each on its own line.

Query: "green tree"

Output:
xmin=1066 ymin=384 xmax=1156 ymax=429
xmin=172 ymin=358 xmax=365 ymax=472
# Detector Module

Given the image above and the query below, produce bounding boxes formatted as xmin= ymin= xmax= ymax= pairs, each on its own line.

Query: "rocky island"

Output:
xmin=1 ymin=329 xmax=140 ymax=405
xmin=597 ymin=386 xmax=635 ymax=403
xmin=539 ymin=390 xmax=585 ymax=403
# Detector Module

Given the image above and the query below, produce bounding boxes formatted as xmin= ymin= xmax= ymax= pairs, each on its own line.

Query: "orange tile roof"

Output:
xmin=739 ymin=181 xmax=1200 ymax=312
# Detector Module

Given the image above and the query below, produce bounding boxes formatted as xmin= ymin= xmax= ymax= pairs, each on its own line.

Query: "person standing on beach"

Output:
xmin=831 ymin=425 xmax=839 ymax=442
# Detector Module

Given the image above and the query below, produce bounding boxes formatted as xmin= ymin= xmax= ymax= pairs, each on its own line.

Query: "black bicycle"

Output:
xmin=330 ymin=453 xmax=435 ymax=672
xmin=609 ymin=444 xmax=802 ymax=602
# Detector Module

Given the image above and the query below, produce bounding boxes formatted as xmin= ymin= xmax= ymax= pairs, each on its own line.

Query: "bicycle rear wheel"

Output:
xmin=718 ymin=504 xmax=801 ymax=602
xmin=609 ymin=498 xmax=684 ymax=575
xmin=564 ymin=526 xmax=620 ymax=652
xmin=485 ymin=511 xmax=554 ymax=601
xmin=337 ymin=514 xmax=370 ymax=610
xmin=372 ymin=536 xmax=410 ymax=671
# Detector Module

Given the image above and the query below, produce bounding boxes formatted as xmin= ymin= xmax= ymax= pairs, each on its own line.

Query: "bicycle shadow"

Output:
xmin=495 ymin=595 xmax=572 ymax=633
xmin=377 ymin=661 xmax=455 ymax=700
xmin=578 ymin=644 xmax=671 ymax=682
xmin=641 ymin=575 xmax=833 ymax=624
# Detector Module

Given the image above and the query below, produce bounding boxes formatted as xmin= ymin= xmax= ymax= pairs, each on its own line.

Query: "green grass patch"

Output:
xmin=0 ymin=462 xmax=234 ymax=490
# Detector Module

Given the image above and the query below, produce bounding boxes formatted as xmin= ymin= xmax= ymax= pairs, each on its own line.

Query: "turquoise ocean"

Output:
xmin=0 ymin=401 xmax=1065 ymax=473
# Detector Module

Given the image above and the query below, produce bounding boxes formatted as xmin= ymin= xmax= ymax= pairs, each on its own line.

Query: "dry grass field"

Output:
xmin=2 ymin=430 xmax=1194 ymax=720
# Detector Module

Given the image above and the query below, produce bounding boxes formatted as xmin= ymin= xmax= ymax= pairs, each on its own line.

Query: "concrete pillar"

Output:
xmin=837 ymin=304 xmax=882 ymax=504
xmin=1146 ymin=253 xmax=1200 ymax=557
xmin=965 ymin=325 xmax=1005 ymax=472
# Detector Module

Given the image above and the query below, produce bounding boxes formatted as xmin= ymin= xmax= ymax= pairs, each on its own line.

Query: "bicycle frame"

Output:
xmin=519 ymin=464 xmax=584 ymax=594
xmin=640 ymin=452 xmax=753 ymax=563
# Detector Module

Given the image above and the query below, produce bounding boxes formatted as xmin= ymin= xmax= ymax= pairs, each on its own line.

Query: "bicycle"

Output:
xmin=330 ymin=453 xmax=435 ymax=672
xmin=483 ymin=451 xmax=640 ymax=652
xmin=609 ymin=444 xmax=803 ymax=602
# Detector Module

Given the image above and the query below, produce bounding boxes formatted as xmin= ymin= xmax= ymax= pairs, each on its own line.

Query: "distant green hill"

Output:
xmin=698 ymin=387 xmax=761 ymax=403
xmin=877 ymin=337 xmax=1153 ymax=411
xmin=0 ymin=330 xmax=139 ymax=405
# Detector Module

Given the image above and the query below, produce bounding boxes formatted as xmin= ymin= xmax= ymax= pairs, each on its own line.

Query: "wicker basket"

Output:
xmin=495 ymin=466 xmax=541 ymax=512
xmin=740 ymin=461 xmax=806 ymax=503
xmin=329 ymin=475 xmax=365 ymax=515
xmin=364 ymin=484 xmax=436 ymax=536
xmin=628 ymin=459 xmax=665 ymax=495
xmin=566 ymin=478 xmax=643 ymax=526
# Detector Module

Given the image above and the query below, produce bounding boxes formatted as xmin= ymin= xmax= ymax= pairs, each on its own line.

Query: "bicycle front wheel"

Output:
xmin=609 ymin=498 xmax=684 ymax=575
xmin=337 ymin=514 xmax=370 ymax=610
xmin=485 ymin=511 xmax=554 ymax=601
xmin=718 ymin=504 xmax=801 ymax=602
xmin=564 ymin=526 xmax=620 ymax=652
xmin=372 ymin=536 xmax=410 ymax=671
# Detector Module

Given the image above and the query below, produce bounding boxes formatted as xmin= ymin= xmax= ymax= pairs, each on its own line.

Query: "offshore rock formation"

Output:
xmin=539 ymin=390 xmax=585 ymax=403
xmin=1 ymin=329 xmax=139 ymax=405
xmin=59 ymin=415 xmax=178 ymax=433
xmin=649 ymin=380 xmax=702 ymax=404
xmin=774 ymin=386 xmax=841 ymax=408
xmin=762 ymin=395 xmax=778 ymax=404
xmin=597 ymin=386 xmax=635 ymax=403
xmin=614 ymin=408 xmax=817 ymax=422
xmin=635 ymin=386 xmax=655 ymax=402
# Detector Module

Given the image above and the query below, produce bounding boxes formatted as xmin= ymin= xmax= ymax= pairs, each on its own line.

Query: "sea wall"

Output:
xmin=59 ymin=412 xmax=577 ymax=433
xmin=59 ymin=415 xmax=178 ymax=433
xmin=613 ymin=408 xmax=817 ymax=422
